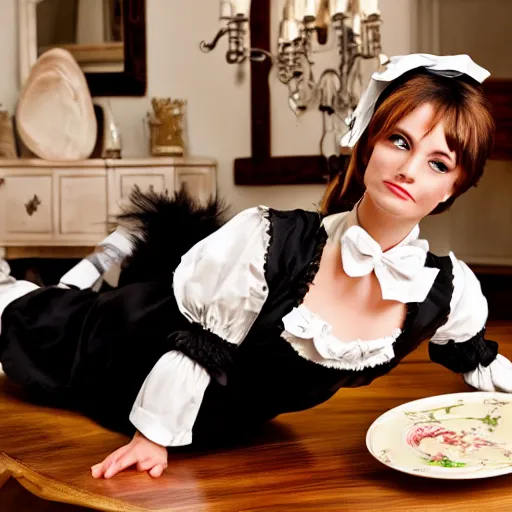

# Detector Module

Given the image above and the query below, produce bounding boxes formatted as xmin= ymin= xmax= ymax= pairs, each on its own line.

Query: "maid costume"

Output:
xmin=1 ymin=54 xmax=511 ymax=449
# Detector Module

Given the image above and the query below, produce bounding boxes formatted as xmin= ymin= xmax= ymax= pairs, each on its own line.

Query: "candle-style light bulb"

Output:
xmin=279 ymin=19 xmax=301 ymax=42
xmin=304 ymin=0 xmax=318 ymax=18
xmin=279 ymin=0 xmax=301 ymax=42
xmin=352 ymin=12 xmax=361 ymax=34
xmin=235 ymin=0 xmax=252 ymax=17
xmin=361 ymin=0 xmax=379 ymax=16
xmin=220 ymin=0 xmax=235 ymax=19
xmin=294 ymin=0 xmax=306 ymax=20
xmin=350 ymin=0 xmax=360 ymax=15
xmin=330 ymin=0 xmax=348 ymax=17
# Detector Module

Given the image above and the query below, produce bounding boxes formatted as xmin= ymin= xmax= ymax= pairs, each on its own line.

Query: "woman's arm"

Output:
xmin=429 ymin=253 xmax=512 ymax=391
xmin=91 ymin=351 xmax=209 ymax=479
xmin=91 ymin=206 xmax=272 ymax=478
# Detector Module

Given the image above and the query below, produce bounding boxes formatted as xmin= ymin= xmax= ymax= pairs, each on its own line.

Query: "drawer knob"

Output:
xmin=25 ymin=194 xmax=41 ymax=216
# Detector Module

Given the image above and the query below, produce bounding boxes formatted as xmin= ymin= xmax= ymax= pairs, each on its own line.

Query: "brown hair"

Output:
xmin=320 ymin=70 xmax=496 ymax=216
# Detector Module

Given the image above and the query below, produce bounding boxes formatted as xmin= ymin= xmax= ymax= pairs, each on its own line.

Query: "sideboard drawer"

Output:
xmin=108 ymin=167 xmax=175 ymax=217
xmin=1 ymin=174 xmax=53 ymax=241
xmin=55 ymin=171 xmax=109 ymax=242
xmin=175 ymin=167 xmax=216 ymax=205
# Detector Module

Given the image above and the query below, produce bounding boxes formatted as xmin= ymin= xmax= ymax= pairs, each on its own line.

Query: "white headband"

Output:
xmin=341 ymin=53 xmax=491 ymax=148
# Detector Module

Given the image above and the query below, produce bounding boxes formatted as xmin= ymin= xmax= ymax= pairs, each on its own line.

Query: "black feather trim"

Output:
xmin=116 ymin=187 xmax=230 ymax=286
xmin=168 ymin=324 xmax=236 ymax=386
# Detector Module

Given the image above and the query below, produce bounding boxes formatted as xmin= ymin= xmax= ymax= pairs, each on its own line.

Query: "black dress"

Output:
xmin=0 ymin=192 xmax=502 ymax=448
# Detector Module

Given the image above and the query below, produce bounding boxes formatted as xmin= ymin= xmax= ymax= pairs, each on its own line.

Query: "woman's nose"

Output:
xmin=396 ymin=156 xmax=419 ymax=183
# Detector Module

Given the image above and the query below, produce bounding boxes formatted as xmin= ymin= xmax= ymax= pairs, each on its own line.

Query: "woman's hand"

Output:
xmin=91 ymin=431 xmax=168 ymax=479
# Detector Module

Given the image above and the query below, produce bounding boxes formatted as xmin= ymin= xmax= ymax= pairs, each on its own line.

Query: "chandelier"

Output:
xmin=201 ymin=0 xmax=388 ymax=155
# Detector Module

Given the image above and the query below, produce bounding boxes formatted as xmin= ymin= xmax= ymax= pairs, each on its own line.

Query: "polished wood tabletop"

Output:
xmin=2 ymin=322 xmax=512 ymax=512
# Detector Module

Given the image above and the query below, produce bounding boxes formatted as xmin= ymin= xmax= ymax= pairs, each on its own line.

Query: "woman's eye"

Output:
xmin=389 ymin=134 xmax=409 ymax=150
xmin=429 ymin=161 xmax=449 ymax=173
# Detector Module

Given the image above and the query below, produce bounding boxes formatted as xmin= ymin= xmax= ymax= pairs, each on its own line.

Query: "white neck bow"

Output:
xmin=340 ymin=225 xmax=439 ymax=303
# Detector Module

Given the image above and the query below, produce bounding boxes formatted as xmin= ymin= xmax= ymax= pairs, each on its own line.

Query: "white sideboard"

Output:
xmin=0 ymin=157 xmax=217 ymax=258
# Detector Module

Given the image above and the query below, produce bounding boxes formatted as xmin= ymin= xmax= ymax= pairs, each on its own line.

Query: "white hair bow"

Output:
xmin=341 ymin=53 xmax=491 ymax=148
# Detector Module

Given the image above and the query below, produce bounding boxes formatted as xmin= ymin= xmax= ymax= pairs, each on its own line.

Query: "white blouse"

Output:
xmin=63 ymin=206 xmax=512 ymax=447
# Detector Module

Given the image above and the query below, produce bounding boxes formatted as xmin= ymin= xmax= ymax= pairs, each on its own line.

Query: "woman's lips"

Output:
xmin=384 ymin=181 xmax=414 ymax=201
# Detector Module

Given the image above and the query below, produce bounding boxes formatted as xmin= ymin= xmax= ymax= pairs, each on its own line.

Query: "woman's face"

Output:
xmin=363 ymin=103 xmax=462 ymax=222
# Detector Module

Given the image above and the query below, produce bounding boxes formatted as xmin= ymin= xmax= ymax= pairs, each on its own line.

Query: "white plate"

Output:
xmin=366 ymin=392 xmax=512 ymax=479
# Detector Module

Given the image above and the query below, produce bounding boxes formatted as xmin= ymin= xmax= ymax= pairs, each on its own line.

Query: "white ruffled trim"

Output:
xmin=281 ymin=304 xmax=401 ymax=371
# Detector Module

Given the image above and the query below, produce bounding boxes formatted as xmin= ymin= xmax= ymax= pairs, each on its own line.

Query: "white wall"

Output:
xmin=3 ymin=0 xmax=511 ymax=262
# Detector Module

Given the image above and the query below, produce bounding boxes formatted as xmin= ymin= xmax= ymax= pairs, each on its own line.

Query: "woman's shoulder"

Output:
xmin=425 ymin=250 xmax=484 ymax=302
xmin=425 ymin=250 xmax=474 ymax=276
xmin=244 ymin=205 xmax=321 ymax=221
xmin=233 ymin=205 xmax=323 ymax=241
xmin=425 ymin=250 xmax=454 ymax=270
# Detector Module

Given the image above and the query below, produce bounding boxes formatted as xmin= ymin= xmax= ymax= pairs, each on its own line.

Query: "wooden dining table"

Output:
xmin=2 ymin=321 xmax=512 ymax=512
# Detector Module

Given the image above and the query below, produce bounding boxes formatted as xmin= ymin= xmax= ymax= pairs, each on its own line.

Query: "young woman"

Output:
xmin=0 ymin=54 xmax=510 ymax=480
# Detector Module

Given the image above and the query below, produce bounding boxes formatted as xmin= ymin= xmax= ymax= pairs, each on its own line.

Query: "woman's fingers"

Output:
xmin=91 ymin=444 xmax=130 ymax=478
xmin=103 ymin=450 xmax=138 ymax=479
xmin=149 ymin=463 xmax=167 ymax=478
xmin=136 ymin=458 xmax=154 ymax=472
xmin=90 ymin=433 xmax=169 ymax=478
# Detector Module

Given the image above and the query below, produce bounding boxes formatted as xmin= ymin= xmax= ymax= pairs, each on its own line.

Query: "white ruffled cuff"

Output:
xmin=463 ymin=354 xmax=512 ymax=393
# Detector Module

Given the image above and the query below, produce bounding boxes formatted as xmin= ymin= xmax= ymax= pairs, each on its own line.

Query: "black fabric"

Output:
xmin=258 ymin=207 xmax=328 ymax=327
xmin=378 ymin=252 xmax=455 ymax=371
xmin=0 ymin=287 xmax=97 ymax=401
xmin=429 ymin=328 xmax=499 ymax=374
xmin=0 ymin=281 xmax=191 ymax=434
xmin=169 ymin=326 xmax=237 ymax=386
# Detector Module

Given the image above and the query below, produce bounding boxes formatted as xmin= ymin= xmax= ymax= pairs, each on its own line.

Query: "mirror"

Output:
xmin=36 ymin=0 xmax=124 ymax=74
xmin=19 ymin=0 xmax=147 ymax=97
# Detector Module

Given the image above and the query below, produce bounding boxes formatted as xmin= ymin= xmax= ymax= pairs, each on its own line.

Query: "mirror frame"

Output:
xmin=18 ymin=0 xmax=147 ymax=97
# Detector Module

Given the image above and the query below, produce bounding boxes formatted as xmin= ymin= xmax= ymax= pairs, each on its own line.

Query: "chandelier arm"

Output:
xmin=200 ymin=27 xmax=229 ymax=53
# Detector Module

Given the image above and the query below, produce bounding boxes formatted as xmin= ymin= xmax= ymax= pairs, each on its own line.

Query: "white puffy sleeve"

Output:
xmin=173 ymin=205 xmax=271 ymax=345
xmin=429 ymin=252 xmax=512 ymax=392
xmin=130 ymin=206 xmax=272 ymax=446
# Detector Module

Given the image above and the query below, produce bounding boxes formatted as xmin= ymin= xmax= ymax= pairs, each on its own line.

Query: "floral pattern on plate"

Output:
xmin=366 ymin=392 xmax=512 ymax=479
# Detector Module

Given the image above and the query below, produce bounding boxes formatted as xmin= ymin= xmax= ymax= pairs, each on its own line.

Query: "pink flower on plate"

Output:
xmin=406 ymin=424 xmax=455 ymax=448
